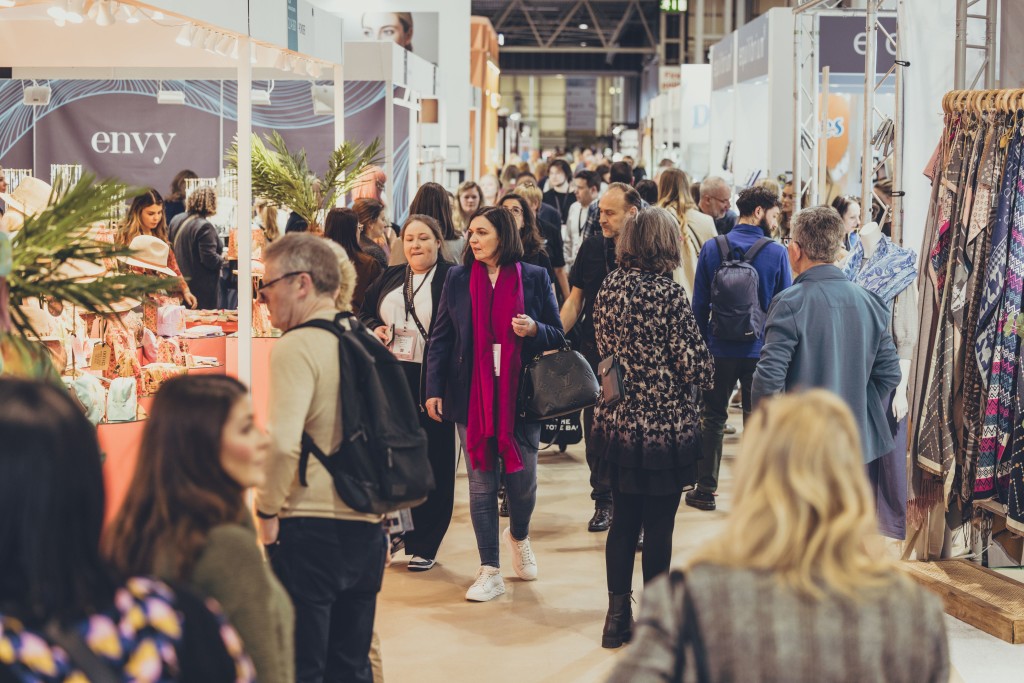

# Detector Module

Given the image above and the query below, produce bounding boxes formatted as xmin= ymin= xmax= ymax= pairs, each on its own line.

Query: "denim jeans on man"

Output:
xmin=270 ymin=517 xmax=386 ymax=683
xmin=457 ymin=422 xmax=541 ymax=566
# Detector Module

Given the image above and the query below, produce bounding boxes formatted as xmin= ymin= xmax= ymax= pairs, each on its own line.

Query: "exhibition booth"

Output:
xmin=642 ymin=65 xmax=712 ymax=180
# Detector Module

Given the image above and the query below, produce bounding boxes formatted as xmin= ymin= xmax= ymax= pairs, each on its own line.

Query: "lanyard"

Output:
xmin=403 ymin=265 xmax=435 ymax=340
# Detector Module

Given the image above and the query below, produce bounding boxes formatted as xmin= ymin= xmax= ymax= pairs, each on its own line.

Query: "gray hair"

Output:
xmin=264 ymin=233 xmax=341 ymax=296
xmin=616 ymin=206 xmax=681 ymax=274
xmin=791 ymin=206 xmax=845 ymax=263
xmin=700 ymin=176 xmax=730 ymax=197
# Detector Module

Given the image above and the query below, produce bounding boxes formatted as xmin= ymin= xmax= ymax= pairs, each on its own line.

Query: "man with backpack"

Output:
xmin=255 ymin=234 xmax=388 ymax=683
xmin=688 ymin=186 xmax=791 ymax=511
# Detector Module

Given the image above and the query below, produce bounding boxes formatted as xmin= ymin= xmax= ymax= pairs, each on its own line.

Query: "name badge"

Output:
xmin=493 ymin=343 xmax=502 ymax=377
xmin=392 ymin=329 xmax=417 ymax=362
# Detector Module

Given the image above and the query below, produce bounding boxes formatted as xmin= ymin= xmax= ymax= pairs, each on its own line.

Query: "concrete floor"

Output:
xmin=374 ymin=417 xmax=1024 ymax=683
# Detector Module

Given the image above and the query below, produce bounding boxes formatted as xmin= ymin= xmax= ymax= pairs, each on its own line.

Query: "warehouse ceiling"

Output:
xmin=471 ymin=0 xmax=663 ymax=73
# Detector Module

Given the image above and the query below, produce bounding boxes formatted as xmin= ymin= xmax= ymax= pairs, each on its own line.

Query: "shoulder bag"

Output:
xmin=597 ymin=275 xmax=644 ymax=408
xmin=518 ymin=330 xmax=599 ymax=422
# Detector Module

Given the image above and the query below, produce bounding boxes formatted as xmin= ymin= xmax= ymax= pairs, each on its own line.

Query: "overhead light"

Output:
xmin=306 ymin=61 xmax=322 ymax=79
xmin=311 ymin=84 xmax=334 ymax=115
xmin=580 ymin=41 xmax=587 ymax=47
xmin=579 ymin=23 xmax=588 ymax=30
xmin=0 ymin=0 xmax=17 ymax=7
xmin=203 ymin=31 xmax=219 ymax=52
xmin=23 ymin=84 xmax=52 ymax=106
xmin=274 ymin=51 xmax=290 ymax=71
xmin=47 ymin=1 xmax=67 ymax=20
xmin=175 ymin=24 xmax=193 ymax=46
xmin=65 ymin=0 xmax=84 ymax=23
xmin=251 ymin=89 xmax=272 ymax=106
xmin=157 ymin=86 xmax=186 ymax=105
xmin=123 ymin=5 xmax=138 ymax=22
xmin=90 ymin=0 xmax=116 ymax=27
xmin=215 ymin=34 xmax=234 ymax=56
xmin=192 ymin=27 xmax=210 ymax=48
xmin=498 ymin=32 xmax=504 ymax=46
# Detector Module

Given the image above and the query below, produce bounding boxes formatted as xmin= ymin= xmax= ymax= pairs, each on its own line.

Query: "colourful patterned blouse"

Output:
xmin=0 ymin=577 xmax=255 ymax=683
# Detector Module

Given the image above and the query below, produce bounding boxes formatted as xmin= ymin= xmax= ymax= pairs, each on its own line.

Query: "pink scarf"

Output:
xmin=467 ymin=261 xmax=525 ymax=472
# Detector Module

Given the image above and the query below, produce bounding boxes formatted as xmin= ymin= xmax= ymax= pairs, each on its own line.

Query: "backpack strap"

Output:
xmin=298 ymin=431 xmax=331 ymax=487
xmin=714 ymin=234 xmax=732 ymax=262
xmin=741 ymin=237 xmax=772 ymax=264
xmin=285 ymin=312 xmax=352 ymax=338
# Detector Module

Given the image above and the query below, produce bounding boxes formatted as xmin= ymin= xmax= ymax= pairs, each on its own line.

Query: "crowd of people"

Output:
xmin=0 ymin=152 xmax=951 ymax=683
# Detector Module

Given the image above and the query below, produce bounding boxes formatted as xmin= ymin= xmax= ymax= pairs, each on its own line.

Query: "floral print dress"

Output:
xmin=0 ymin=577 xmax=254 ymax=683
xmin=592 ymin=268 xmax=715 ymax=495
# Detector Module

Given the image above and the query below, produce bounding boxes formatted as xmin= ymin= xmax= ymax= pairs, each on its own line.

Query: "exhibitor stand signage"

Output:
xmin=819 ymin=16 xmax=898 ymax=75
xmin=736 ymin=12 xmax=769 ymax=83
xmin=710 ymin=35 xmax=735 ymax=91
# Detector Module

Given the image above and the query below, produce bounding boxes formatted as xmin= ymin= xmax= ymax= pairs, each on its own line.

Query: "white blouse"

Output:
xmin=379 ymin=268 xmax=436 ymax=364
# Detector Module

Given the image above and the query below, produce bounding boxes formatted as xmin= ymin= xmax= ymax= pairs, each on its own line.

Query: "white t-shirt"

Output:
xmin=564 ymin=200 xmax=591 ymax=267
xmin=379 ymin=268 xmax=436 ymax=364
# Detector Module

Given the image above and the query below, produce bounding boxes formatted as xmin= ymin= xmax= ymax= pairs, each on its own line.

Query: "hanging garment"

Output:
xmin=842 ymin=235 xmax=918 ymax=306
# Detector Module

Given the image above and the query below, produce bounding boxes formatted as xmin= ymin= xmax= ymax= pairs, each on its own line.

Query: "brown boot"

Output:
xmin=601 ymin=592 xmax=634 ymax=648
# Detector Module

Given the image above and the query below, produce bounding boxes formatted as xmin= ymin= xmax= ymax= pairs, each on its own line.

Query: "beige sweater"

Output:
xmin=255 ymin=309 xmax=381 ymax=523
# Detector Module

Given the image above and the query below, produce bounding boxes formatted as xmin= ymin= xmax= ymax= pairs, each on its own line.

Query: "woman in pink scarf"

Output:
xmin=425 ymin=206 xmax=563 ymax=602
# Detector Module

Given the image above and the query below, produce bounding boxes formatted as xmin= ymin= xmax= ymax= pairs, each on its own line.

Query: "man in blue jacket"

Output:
xmin=752 ymin=206 xmax=902 ymax=465
xmin=688 ymin=186 xmax=791 ymax=511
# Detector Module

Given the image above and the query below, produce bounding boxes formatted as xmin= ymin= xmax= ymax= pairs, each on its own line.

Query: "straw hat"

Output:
xmin=120 ymin=235 xmax=177 ymax=277
xmin=54 ymin=258 xmax=106 ymax=282
xmin=1 ymin=177 xmax=53 ymax=218
xmin=103 ymin=297 xmax=142 ymax=314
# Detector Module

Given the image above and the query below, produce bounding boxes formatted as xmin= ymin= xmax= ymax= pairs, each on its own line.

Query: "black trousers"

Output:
xmin=400 ymin=362 xmax=457 ymax=560
xmin=582 ymin=342 xmax=613 ymax=508
xmin=697 ymin=355 xmax=757 ymax=493
xmin=605 ymin=486 xmax=682 ymax=594
xmin=270 ymin=517 xmax=386 ymax=683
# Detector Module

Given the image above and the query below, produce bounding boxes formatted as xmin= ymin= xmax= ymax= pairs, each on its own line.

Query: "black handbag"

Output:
xmin=518 ymin=338 xmax=600 ymax=422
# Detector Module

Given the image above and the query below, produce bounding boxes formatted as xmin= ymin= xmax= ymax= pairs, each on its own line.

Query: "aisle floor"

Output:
xmin=375 ymin=418 xmax=1024 ymax=683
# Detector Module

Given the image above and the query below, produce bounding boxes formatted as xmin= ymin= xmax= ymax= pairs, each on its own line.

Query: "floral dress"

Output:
xmin=592 ymin=268 xmax=715 ymax=495
xmin=0 ymin=577 xmax=254 ymax=683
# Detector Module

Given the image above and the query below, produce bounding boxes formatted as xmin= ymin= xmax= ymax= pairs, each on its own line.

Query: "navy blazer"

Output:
xmin=425 ymin=262 xmax=564 ymax=425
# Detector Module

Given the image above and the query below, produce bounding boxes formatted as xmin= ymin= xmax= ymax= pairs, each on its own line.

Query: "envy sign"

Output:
xmin=90 ymin=131 xmax=177 ymax=165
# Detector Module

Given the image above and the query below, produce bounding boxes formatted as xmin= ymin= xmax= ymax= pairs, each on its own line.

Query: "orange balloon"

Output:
xmin=821 ymin=94 xmax=851 ymax=170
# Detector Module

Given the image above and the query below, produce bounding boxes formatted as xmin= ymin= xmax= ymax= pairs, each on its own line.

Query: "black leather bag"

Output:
xmin=597 ymin=355 xmax=625 ymax=407
xmin=518 ymin=341 xmax=600 ymax=422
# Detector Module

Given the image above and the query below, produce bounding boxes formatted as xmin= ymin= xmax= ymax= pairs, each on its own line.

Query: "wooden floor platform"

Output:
xmin=902 ymin=559 xmax=1024 ymax=644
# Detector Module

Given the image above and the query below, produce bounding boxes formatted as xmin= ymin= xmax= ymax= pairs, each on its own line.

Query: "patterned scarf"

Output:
xmin=842 ymin=235 xmax=918 ymax=306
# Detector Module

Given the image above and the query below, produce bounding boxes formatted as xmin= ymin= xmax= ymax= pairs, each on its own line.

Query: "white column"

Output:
xmin=334 ymin=64 xmax=345 ymax=205
xmin=385 ymin=83 xmax=395 ymax=214
xmin=237 ymin=35 xmax=253 ymax=388
xmin=695 ymin=0 xmax=706 ymax=63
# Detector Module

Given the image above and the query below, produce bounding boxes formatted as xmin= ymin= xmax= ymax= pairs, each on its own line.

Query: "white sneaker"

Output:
xmin=503 ymin=526 xmax=538 ymax=581
xmin=465 ymin=566 xmax=505 ymax=602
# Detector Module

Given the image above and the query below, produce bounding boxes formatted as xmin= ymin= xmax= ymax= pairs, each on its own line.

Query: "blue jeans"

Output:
xmin=457 ymin=422 xmax=541 ymax=567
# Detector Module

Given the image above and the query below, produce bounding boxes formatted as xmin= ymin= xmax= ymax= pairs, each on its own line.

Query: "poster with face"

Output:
xmin=339 ymin=11 xmax=440 ymax=65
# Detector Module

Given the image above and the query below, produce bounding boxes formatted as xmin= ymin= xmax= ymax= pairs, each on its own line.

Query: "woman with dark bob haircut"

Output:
xmin=0 ymin=377 xmax=254 ymax=682
xmin=324 ymin=206 xmax=383 ymax=315
xmin=424 ymin=205 xmax=563 ymax=603
xmin=106 ymin=375 xmax=294 ymax=683
xmin=590 ymin=206 xmax=715 ymax=648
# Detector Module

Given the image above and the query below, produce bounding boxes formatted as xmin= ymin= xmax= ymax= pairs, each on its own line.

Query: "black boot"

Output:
xmin=601 ymin=592 xmax=634 ymax=648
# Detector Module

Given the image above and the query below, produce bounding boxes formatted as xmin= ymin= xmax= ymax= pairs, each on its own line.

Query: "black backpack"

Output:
xmin=709 ymin=235 xmax=771 ymax=342
xmin=286 ymin=312 xmax=434 ymax=515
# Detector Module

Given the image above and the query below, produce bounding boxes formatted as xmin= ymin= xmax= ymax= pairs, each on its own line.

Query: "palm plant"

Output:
xmin=1 ymin=175 xmax=168 ymax=378
xmin=227 ymin=131 xmax=382 ymax=229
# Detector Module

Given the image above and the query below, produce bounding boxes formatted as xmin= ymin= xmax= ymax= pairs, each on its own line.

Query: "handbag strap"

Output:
xmin=44 ymin=622 xmax=121 ymax=683
xmin=671 ymin=571 xmax=711 ymax=683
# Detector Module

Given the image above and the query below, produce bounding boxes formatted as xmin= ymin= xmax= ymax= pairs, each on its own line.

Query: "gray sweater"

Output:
xmin=605 ymin=565 xmax=949 ymax=683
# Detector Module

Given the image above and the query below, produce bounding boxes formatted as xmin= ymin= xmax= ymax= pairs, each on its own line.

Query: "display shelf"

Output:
xmin=902 ymin=559 xmax=1024 ymax=643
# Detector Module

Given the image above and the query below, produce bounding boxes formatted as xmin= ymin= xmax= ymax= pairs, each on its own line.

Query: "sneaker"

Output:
xmin=685 ymin=488 xmax=717 ymax=511
xmin=503 ymin=526 xmax=538 ymax=581
xmin=724 ymin=423 xmax=737 ymax=435
xmin=729 ymin=389 xmax=742 ymax=407
xmin=465 ymin=566 xmax=505 ymax=601
xmin=408 ymin=556 xmax=436 ymax=572
xmin=588 ymin=507 xmax=613 ymax=532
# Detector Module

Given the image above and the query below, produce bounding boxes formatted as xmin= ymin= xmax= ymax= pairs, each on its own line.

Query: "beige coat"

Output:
xmin=667 ymin=205 xmax=718 ymax=300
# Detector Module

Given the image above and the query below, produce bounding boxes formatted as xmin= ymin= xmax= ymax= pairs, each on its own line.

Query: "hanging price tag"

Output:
xmin=90 ymin=342 xmax=111 ymax=371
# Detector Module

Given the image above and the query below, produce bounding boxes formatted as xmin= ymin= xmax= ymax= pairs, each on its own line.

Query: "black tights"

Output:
xmin=605 ymin=487 xmax=682 ymax=595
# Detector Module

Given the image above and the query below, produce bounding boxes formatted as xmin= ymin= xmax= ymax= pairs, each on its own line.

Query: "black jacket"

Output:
xmin=360 ymin=261 xmax=454 ymax=403
xmin=172 ymin=216 xmax=224 ymax=309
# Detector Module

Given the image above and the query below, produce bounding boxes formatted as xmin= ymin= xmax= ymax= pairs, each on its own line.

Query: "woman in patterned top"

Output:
xmin=591 ymin=207 xmax=715 ymax=649
xmin=0 ymin=378 xmax=254 ymax=683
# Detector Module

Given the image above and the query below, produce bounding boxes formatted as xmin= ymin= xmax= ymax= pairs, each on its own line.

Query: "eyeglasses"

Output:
xmin=782 ymin=237 xmax=799 ymax=247
xmin=258 ymin=271 xmax=309 ymax=300
xmin=708 ymin=195 xmax=731 ymax=205
xmin=505 ymin=206 xmax=524 ymax=216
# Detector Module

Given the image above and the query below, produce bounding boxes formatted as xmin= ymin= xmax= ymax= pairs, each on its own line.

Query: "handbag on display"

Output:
xmin=106 ymin=377 xmax=138 ymax=423
xmin=518 ymin=334 xmax=599 ymax=422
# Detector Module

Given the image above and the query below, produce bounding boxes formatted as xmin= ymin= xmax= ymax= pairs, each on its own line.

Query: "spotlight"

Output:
xmin=215 ymin=34 xmax=234 ymax=56
xmin=65 ymin=0 xmax=84 ymax=23
xmin=192 ymin=27 xmax=210 ymax=48
xmin=203 ymin=31 xmax=219 ymax=53
xmin=91 ymin=0 xmax=116 ymax=27
xmin=579 ymin=23 xmax=588 ymax=30
xmin=157 ymin=88 xmax=186 ymax=105
xmin=498 ymin=33 xmax=504 ymax=46
xmin=123 ymin=5 xmax=138 ymax=23
xmin=0 ymin=0 xmax=17 ymax=8
xmin=306 ymin=62 xmax=322 ymax=79
xmin=251 ymin=89 xmax=272 ymax=106
xmin=175 ymin=24 xmax=193 ymax=47
xmin=23 ymin=84 xmax=52 ymax=106
xmin=274 ymin=52 xmax=290 ymax=71
xmin=47 ymin=0 xmax=67 ymax=20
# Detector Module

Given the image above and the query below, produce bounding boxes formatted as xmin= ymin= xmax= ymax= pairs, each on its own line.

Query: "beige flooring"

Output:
xmin=375 ymin=428 xmax=738 ymax=683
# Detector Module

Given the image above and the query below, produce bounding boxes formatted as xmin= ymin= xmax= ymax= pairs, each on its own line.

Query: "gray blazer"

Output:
xmin=751 ymin=265 xmax=902 ymax=463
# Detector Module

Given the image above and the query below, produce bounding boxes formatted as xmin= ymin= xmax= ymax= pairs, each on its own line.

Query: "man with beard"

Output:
xmin=687 ymin=186 xmax=791 ymax=511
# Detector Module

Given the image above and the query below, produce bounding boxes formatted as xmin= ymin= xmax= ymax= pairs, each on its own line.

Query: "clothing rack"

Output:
xmin=5 ymin=169 xmax=33 ymax=194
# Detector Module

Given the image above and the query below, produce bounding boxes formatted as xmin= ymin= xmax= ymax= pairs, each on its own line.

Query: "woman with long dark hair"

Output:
xmin=425 ymin=206 xmax=563 ymax=602
xmin=106 ymin=375 xmax=293 ymax=683
xmin=353 ymin=197 xmax=392 ymax=268
xmin=118 ymin=189 xmax=198 ymax=308
xmin=499 ymin=192 xmax=555 ymax=289
xmin=390 ymin=182 xmax=465 ymax=265
xmin=0 ymin=377 xmax=254 ymax=682
xmin=325 ymin=206 xmax=383 ymax=315
xmin=165 ymin=168 xmax=198 ymax=223
xmin=360 ymin=214 xmax=457 ymax=571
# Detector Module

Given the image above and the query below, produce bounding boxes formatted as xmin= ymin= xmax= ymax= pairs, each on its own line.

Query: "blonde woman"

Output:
xmin=254 ymin=197 xmax=281 ymax=243
xmin=118 ymin=189 xmax=198 ymax=308
xmin=453 ymin=180 xmax=483 ymax=234
xmin=656 ymin=168 xmax=716 ymax=298
xmin=605 ymin=390 xmax=950 ymax=683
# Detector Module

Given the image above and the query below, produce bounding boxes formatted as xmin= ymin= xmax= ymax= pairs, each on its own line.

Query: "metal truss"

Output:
xmin=955 ymin=0 xmax=998 ymax=90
